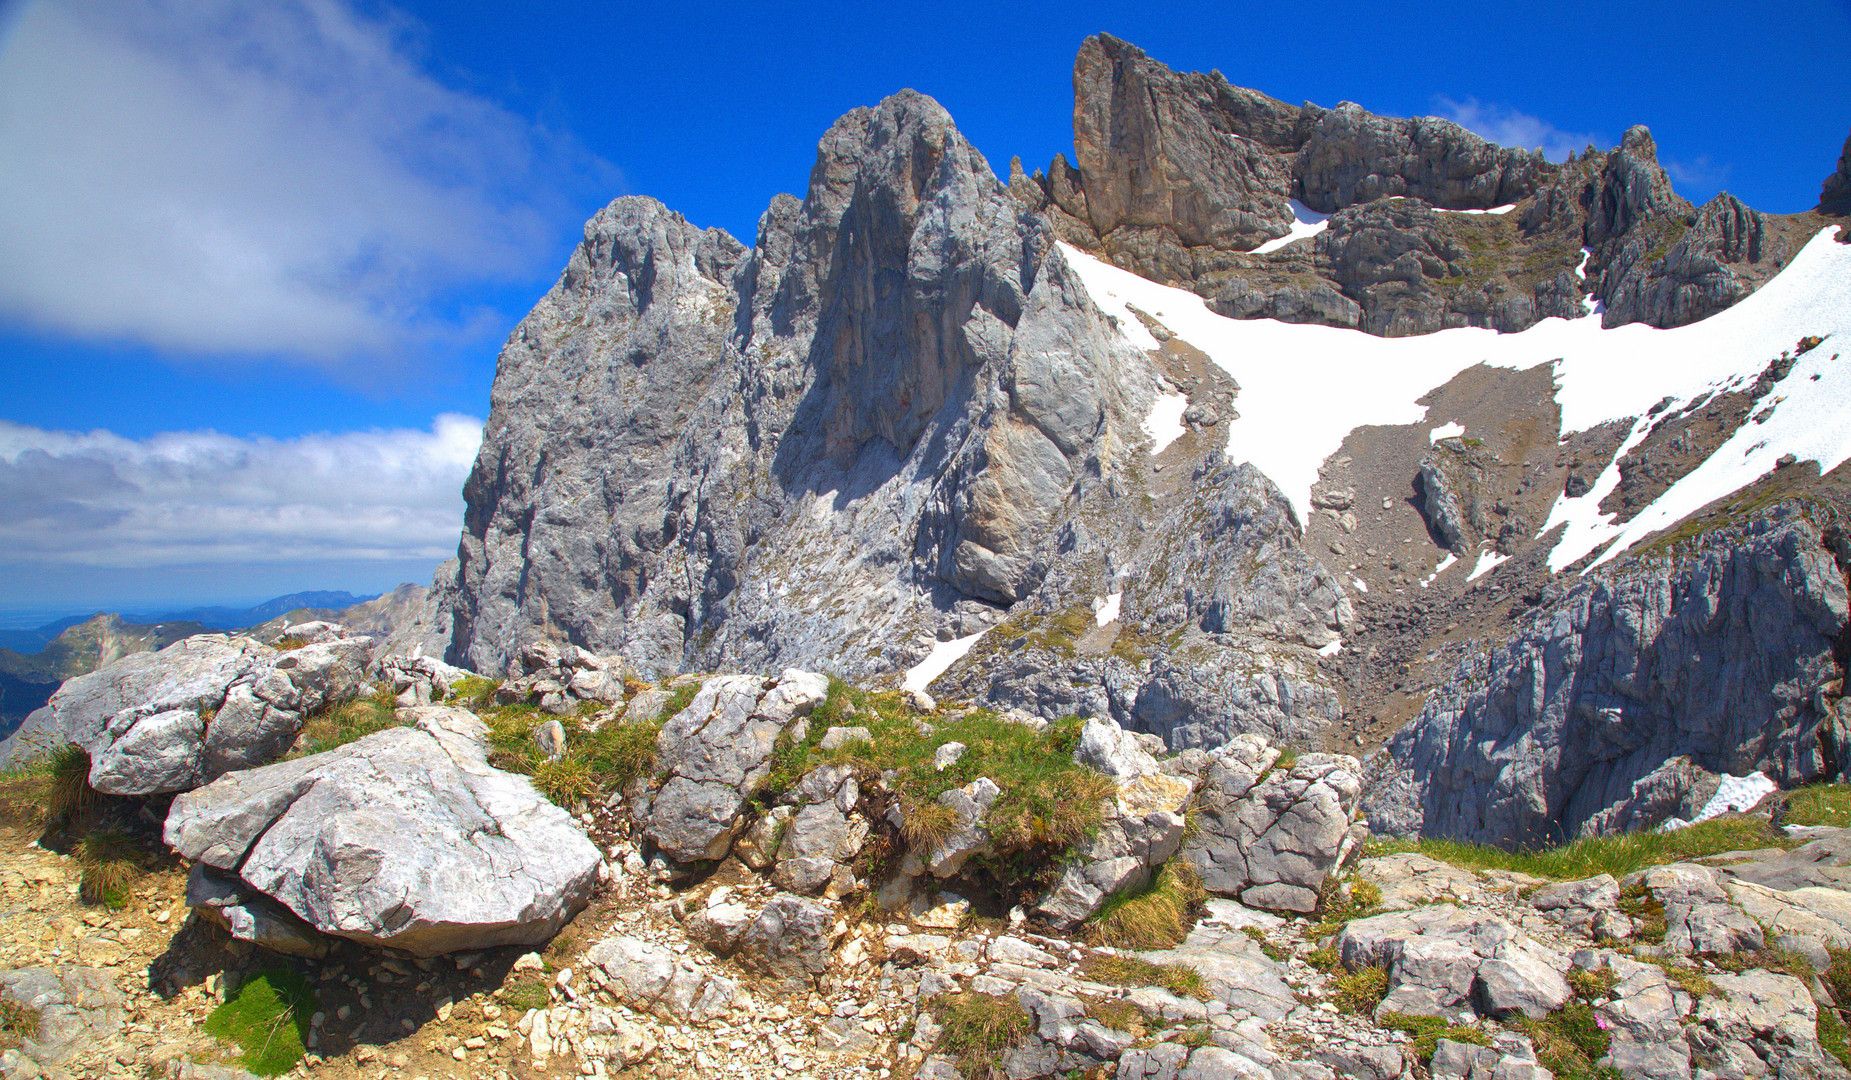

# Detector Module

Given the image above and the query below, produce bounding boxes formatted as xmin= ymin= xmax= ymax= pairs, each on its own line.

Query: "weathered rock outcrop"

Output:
xmin=1180 ymin=736 xmax=1366 ymax=912
xmin=1367 ymin=508 xmax=1850 ymax=846
xmin=0 ymin=632 xmax=369 ymax=794
xmin=441 ymin=88 xmax=1168 ymax=687
xmin=164 ymin=707 xmax=602 ymax=956
xmin=936 ymin=459 xmax=1349 ymax=749
xmin=639 ymin=670 xmax=830 ymax=862
xmin=1823 ymin=131 xmax=1851 ymax=216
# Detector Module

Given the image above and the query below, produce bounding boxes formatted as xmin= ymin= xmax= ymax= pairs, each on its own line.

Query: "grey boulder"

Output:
xmin=1337 ymin=907 xmax=1571 ymax=1022
xmin=0 ymin=632 xmax=370 ymax=796
xmin=0 ymin=966 xmax=125 ymax=1067
xmin=583 ymin=933 xmax=738 ymax=1021
xmin=164 ymin=711 xmax=600 ymax=957
xmin=1181 ymin=738 xmax=1365 ymax=913
xmin=642 ymin=671 xmax=827 ymax=862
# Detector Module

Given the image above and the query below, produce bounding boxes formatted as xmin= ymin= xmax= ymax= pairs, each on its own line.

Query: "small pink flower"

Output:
xmin=1596 ymin=1016 xmax=1611 ymax=1030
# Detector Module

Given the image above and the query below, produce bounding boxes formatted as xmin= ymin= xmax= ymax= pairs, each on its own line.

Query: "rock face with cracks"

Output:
xmin=163 ymin=707 xmax=601 ymax=957
xmin=1367 ymin=510 xmax=1850 ymax=846
xmin=640 ymin=669 xmax=830 ymax=862
xmin=1180 ymin=735 xmax=1366 ymax=912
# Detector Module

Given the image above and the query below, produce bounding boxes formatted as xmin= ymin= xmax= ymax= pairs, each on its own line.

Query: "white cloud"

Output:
xmin=1432 ymin=95 xmax=1606 ymax=163
xmin=0 ymin=415 xmax=481 ymax=568
xmin=0 ymin=0 xmax=607 ymax=365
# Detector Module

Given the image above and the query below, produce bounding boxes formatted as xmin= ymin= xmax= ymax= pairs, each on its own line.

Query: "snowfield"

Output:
xmin=1249 ymin=200 xmax=1330 ymax=254
xmin=902 ymin=630 xmax=989 ymax=693
xmin=1060 ymin=226 xmax=1851 ymax=572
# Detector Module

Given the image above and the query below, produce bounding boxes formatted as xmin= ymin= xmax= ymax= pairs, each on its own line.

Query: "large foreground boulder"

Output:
xmin=1180 ymin=735 xmax=1367 ymax=912
xmin=0 ymin=632 xmax=370 ymax=795
xmin=165 ymin=709 xmax=601 ymax=956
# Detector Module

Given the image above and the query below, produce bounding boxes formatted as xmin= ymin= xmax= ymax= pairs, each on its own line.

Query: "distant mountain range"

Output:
xmin=0 ymin=589 xmax=390 ymax=735
xmin=0 ymin=591 xmax=377 ymax=654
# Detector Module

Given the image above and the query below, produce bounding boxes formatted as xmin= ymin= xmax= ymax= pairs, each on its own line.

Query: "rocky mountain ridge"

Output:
xmin=406 ymin=32 xmax=1851 ymax=857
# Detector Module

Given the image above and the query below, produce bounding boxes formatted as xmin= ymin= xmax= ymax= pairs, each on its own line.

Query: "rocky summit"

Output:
xmin=5 ymin=31 xmax=1851 ymax=1080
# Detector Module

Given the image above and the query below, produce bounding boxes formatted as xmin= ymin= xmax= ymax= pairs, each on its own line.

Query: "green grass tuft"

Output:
xmin=1366 ymin=815 xmax=1788 ymax=881
xmin=202 ymin=969 xmax=316 ymax=1076
xmin=0 ymin=996 xmax=39 ymax=1042
xmin=768 ymin=686 xmax=1116 ymax=882
xmin=77 ymin=828 xmax=145 ymax=909
xmin=1379 ymin=1011 xmax=1486 ymax=1062
xmin=1785 ymin=783 xmax=1851 ymax=828
xmin=930 ymin=992 xmax=1032 ymax=1079
xmin=446 ymin=675 xmax=500 ymax=709
xmin=1331 ymin=965 xmax=1388 ymax=1015
xmin=1088 ymin=860 xmax=1206 ymax=950
xmin=1077 ymin=954 xmax=1209 ymax=1000
xmin=291 ymin=687 xmax=400 ymax=758
xmin=1514 ymin=1000 xmax=1619 ymax=1080
xmin=46 ymin=743 xmax=97 ymax=824
xmin=502 ymin=979 xmax=550 ymax=1012
xmin=482 ymin=696 xmax=666 ymax=809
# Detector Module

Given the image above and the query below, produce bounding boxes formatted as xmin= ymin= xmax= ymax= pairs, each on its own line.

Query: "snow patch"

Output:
xmin=902 ymin=630 xmax=989 ymax=693
xmin=1142 ymin=392 xmax=1188 ymax=454
xmin=1350 ymin=576 xmax=1369 ymax=593
xmin=1250 ymin=200 xmax=1330 ymax=255
xmin=1420 ymin=552 xmax=1459 ymax=588
xmin=1317 ymin=639 xmax=1342 ymax=657
xmin=1094 ymin=592 xmax=1122 ymax=627
xmin=1429 ymin=421 xmax=1465 ymax=443
xmin=1468 ymin=548 xmax=1510 ymax=581
xmin=1058 ymin=227 xmax=1851 ymax=561
xmin=1659 ymin=772 xmax=1779 ymax=831
xmin=1386 ymin=197 xmax=1516 ymax=215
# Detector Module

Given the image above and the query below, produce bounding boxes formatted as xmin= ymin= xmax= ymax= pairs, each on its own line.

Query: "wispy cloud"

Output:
xmin=1432 ymin=95 xmax=1606 ymax=163
xmin=1663 ymin=155 xmax=1733 ymax=192
xmin=0 ymin=416 xmax=481 ymax=571
xmin=0 ymin=0 xmax=611 ymax=368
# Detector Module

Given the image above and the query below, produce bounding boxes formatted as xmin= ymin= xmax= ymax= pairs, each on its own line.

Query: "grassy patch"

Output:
xmin=930 ymin=992 xmax=1032 ymax=1079
xmin=482 ymin=699 xmax=666 ymax=808
xmin=1242 ymin=925 xmax=1291 ymax=962
xmin=502 ymin=979 xmax=551 ymax=1012
xmin=203 ymin=969 xmax=316 ymax=1077
xmin=1514 ymin=1000 xmax=1618 ymax=1080
xmin=77 ymin=828 xmax=146 ymax=909
xmin=1305 ymin=943 xmax=1342 ymax=972
xmin=45 ymin=743 xmax=98 ymax=825
xmin=291 ymin=684 xmax=400 ymax=758
xmin=0 ymin=996 xmax=38 ymax=1045
xmin=1566 ymin=967 xmax=1618 ymax=1001
xmin=1077 ymin=954 xmax=1209 ymax=1000
xmin=1331 ymin=965 xmax=1388 ymax=1014
xmin=1617 ymin=880 xmax=1667 ymax=943
xmin=1088 ymin=861 xmax=1205 ymax=950
xmin=1380 ymin=1011 xmax=1486 ymax=1062
xmin=1634 ymin=956 xmax=1717 ymax=998
xmin=446 ymin=675 xmax=500 ymax=709
xmin=1785 ymin=783 xmax=1851 ymax=828
xmin=1304 ymin=876 xmax=1383 ymax=939
xmin=1367 ymin=816 xmax=1788 ymax=880
xmin=0 ymin=745 xmax=88 ymax=828
xmin=1821 ymin=1004 xmax=1851 ymax=1071
xmin=1085 ymin=997 xmax=1150 ymax=1036
xmin=272 ymin=636 xmax=309 ymax=651
xmin=780 ymin=689 xmax=1114 ymax=878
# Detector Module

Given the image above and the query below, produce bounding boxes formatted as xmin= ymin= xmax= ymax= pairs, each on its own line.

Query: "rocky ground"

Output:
xmin=14 ymin=802 xmax=1851 ymax=1080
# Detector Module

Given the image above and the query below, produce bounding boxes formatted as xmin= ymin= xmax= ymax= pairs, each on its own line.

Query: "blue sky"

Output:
xmin=1 ymin=0 xmax=1847 ymax=617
